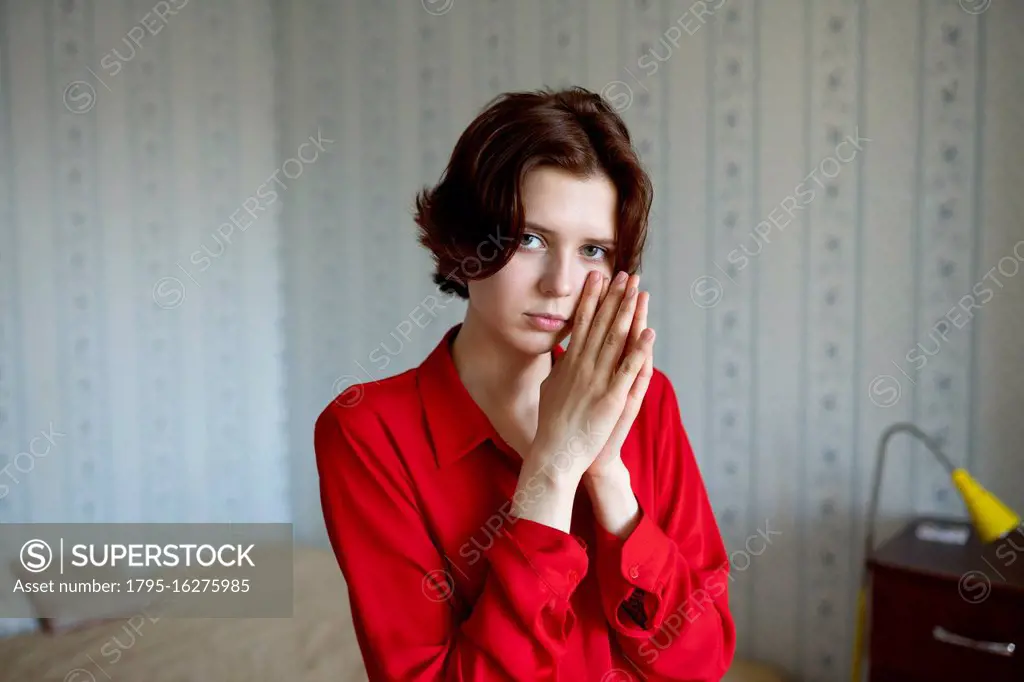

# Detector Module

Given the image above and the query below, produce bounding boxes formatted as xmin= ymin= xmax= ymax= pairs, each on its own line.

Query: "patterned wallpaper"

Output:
xmin=2 ymin=1 xmax=1023 ymax=680
xmin=0 ymin=0 xmax=290 ymax=634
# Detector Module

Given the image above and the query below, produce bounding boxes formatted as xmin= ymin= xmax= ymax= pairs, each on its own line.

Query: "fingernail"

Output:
xmin=614 ymin=271 xmax=627 ymax=285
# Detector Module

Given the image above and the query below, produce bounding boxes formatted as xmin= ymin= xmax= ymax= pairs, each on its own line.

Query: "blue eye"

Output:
xmin=581 ymin=244 xmax=608 ymax=261
xmin=520 ymin=233 xmax=543 ymax=249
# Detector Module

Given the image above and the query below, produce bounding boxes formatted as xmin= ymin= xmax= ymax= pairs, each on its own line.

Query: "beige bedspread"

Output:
xmin=0 ymin=546 xmax=368 ymax=682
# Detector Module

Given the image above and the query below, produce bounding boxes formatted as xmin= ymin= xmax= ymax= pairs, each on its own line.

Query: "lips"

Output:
xmin=525 ymin=313 xmax=568 ymax=332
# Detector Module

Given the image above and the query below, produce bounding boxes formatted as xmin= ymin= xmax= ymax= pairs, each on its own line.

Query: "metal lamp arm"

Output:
xmin=862 ymin=422 xmax=958 ymax=571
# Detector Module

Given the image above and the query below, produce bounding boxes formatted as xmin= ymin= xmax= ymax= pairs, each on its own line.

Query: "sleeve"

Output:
xmin=590 ymin=375 xmax=737 ymax=681
xmin=314 ymin=405 xmax=589 ymax=681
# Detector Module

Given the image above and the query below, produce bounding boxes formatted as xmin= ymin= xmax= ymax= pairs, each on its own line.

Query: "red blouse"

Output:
xmin=314 ymin=323 xmax=735 ymax=681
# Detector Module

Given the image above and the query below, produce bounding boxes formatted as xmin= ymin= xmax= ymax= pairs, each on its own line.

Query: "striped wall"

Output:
xmin=1 ymin=1 xmax=1022 ymax=678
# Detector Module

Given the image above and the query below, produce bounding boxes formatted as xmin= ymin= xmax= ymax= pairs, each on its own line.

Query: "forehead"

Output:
xmin=520 ymin=166 xmax=617 ymax=240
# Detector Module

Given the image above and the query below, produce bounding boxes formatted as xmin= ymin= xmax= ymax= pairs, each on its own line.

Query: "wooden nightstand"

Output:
xmin=866 ymin=516 xmax=1024 ymax=681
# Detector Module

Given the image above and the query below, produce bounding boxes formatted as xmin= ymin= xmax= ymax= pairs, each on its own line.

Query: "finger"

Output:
xmin=582 ymin=271 xmax=630 ymax=365
xmin=615 ymin=359 xmax=653 ymax=441
xmin=609 ymin=327 xmax=655 ymax=399
xmin=607 ymin=340 xmax=655 ymax=456
xmin=615 ymin=337 xmax=654 ymax=430
xmin=595 ymin=273 xmax=641 ymax=378
xmin=564 ymin=270 xmax=603 ymax=359
xmin=626 ymin=296 xmax=651 ymax=387
xmin=581 ymin=274 xmax=612 ymax=359
xmin=629 ymin=341 xmax=654 ymax=401
xmin=634 ymin=290 xmax=649 ymax=342
xmin=621 ymin=289 xmax=648 ymax=365
xmin=578 ymin=275 xmax=611 ymax=356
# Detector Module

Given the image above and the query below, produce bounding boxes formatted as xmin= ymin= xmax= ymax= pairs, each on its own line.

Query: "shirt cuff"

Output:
xmin=594 ymin=508 xmax=673 ymax=633
xmin=488 ymin=517 xmax=589 ymax=606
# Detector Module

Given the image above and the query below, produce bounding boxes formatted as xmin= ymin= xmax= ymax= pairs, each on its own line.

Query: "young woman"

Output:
xmin=314 ymin=87 xmax=735 ymax=681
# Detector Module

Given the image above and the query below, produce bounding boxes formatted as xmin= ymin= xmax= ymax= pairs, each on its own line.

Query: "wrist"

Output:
xmin=532 ymin=461 xmax=582 ymax=497
xmin=584 ymin=462 xmax=640 ymax=539
xmin=584 ymin=458 xmax=631 ymax=492
xmin=525 ymin=441 xmax=586 ymax=489
xmin=510 ymin=455 xmax=581 ymax=533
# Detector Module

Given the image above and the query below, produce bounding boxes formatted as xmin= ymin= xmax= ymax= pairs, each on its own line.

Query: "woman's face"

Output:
xmin=466 ymin=166 xmax=618 ymax=356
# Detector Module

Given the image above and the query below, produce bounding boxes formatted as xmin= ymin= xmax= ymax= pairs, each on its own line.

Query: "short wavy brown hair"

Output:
xmin=413 ymin=86 xmax=654 ymax=299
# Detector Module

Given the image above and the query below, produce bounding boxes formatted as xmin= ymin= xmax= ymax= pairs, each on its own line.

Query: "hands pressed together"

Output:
xmin=511 ymin=269 xmax=656 ymax=535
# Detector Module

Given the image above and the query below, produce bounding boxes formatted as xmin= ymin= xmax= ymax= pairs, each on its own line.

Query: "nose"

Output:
xmin=538 ymin=250 xmax=575 ymax=298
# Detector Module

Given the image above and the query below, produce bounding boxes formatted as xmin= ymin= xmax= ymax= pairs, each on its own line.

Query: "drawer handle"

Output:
xmin=932 ymin=626 xmax=1017 ymax=657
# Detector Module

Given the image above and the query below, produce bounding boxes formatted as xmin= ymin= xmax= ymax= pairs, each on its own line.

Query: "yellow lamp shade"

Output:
xmin=951 ymin=468 xmax=1022 ymax=543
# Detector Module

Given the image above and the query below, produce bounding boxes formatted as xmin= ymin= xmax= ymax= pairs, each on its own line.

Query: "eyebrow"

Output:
xmin=524 ymin=221 xmax=616 ymax=249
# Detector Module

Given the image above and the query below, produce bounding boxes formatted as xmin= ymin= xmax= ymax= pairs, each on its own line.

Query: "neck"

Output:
xmin=451 ymin=309 xmax=552 ymax=411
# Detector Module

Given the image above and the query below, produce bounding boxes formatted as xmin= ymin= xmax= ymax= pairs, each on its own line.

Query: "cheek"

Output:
xmin=469 ymin=259 xmax=531 ymax=306
xmin=491 ymin=256 xmax=537 ymax=293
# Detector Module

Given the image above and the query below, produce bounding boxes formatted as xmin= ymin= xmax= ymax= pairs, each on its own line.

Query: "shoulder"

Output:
xmin=313 ymin=368 xmax=420 ymax=464
xmin=634 ymin=366 xmax=692 ymax=453
xmin=314 ymin=369 xmax=432 ymax=521
xmin=632 ymin=367 xmax=702 ymax=485
xmin=644 ymin=366 xmax=680 ymax=416
xmin=313 ymin=368 xmax=432 ymax=509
